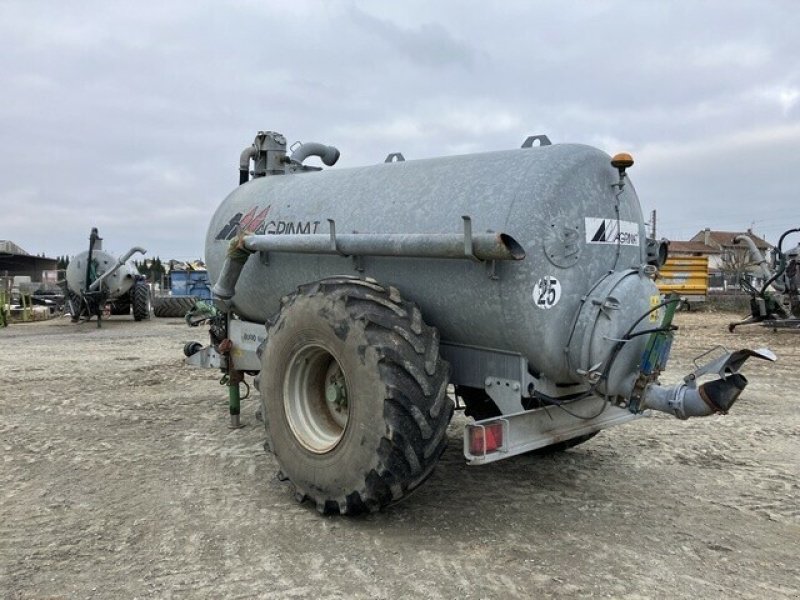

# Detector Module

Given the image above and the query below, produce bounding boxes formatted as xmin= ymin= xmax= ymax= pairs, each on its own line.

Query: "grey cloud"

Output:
xmin=636 ymin=123 xmax=800 ymax=242
xmin=1 ymin=1 xmax=799 ymax=259
xmin=348 ymin=7 xmax=475 ymax=69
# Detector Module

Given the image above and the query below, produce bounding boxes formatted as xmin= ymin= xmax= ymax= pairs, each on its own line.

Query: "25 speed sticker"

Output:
xmin=532 ymin=276 xmax=562 ymax=309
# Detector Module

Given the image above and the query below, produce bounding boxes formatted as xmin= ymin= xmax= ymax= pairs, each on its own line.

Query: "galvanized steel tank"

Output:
xmin=66 ymin=248 xmax=139 ymax=299
xmin=205 ymin=142 xmax=657 ymax=388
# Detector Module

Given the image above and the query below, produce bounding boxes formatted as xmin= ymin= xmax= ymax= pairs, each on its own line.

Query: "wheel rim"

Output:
xmin=284 ymin=344 xmax=350 ymax=454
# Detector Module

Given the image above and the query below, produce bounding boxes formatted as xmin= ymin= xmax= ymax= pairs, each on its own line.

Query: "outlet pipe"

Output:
xmin=88 ymin=246 xmax=147 ymax=291
xmin=640 ymin=346 xmax=776 ymax=419
xmin=642 ymin=375 xmax=748 ymax=419
xmin=212 ymin=237 xmax=255 ymax=302
xmin=290 ymin=142 xmax=340 ymax=167
xmin=239 ymin=145 xmax=258 ymax=185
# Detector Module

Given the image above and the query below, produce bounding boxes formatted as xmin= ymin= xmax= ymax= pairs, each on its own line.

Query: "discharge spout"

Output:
xmin=639 ymin=347 xmax=776 ymax=419
xmin=212 ymin=237 xmax=254 ymax=303
xmin=641 ymin=374 xmax=747 ymax=419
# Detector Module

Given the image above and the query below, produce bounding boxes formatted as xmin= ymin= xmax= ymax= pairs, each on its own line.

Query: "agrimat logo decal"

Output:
xmin=215 ymin=205 xmax=322 ymax=241
xmin=585 ymin=217 xmax=640 ymax=246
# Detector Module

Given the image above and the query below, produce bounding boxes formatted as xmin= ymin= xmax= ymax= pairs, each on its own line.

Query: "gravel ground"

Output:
xmin=1 ymin=310 xmax=798 ymax=599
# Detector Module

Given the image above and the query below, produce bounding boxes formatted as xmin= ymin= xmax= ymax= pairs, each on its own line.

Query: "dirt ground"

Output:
xmin=1 ymin=309 xmax=798 ymax=599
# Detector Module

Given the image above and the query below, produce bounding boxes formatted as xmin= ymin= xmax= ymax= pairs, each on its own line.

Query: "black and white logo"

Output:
xmin=585 ymin=217 xmax=639 ymax=246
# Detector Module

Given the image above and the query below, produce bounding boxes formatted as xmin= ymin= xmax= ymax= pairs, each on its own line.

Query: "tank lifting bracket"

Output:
xmin=521 ymin=135 xmax=552 ymax=148
xmin=328 ymin=219 xmax=348 ymax=256
xmin=462 ymin=216 xmax=481 ymax=263
xmin=462 ymin=215 xmax=499 ymax=279
xmin=384 ymin=152 xmax=405 ymax=163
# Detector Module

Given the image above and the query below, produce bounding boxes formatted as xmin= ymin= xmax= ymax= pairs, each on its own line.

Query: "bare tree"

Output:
xmin=718 ymin=246 xmax=758 ymax=289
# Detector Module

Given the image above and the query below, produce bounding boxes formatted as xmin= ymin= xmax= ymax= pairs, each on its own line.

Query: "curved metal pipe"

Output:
xmin=290 ymin=142 xmax=340 ymax=167
xmin=239 ymin=145 xmax=257 ymax=185
xmin=88 ymin=246 xmax=147 ymax=291
xmin=212 ymin=258 xmax=248 ymax=302
xmin=760 ymin=228 xmax=800 ymax=294
xmin=212 ymin=238 xmax=256 ymax=302
xmin=777 ymin=228 xmax=800 ymax=255
xmin=734 ymin=234 xmax=773 ymax=283
xmin=642 ymin=374 xmax=748 ymax=419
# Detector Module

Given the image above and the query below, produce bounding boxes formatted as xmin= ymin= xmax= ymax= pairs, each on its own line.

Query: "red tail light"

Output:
xmin=468 ymin=421 xmax=504 ymax=456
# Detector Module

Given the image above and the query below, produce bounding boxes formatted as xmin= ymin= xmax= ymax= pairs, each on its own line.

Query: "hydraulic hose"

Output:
xmin=760 ymin=228 xmax=800 ymax=295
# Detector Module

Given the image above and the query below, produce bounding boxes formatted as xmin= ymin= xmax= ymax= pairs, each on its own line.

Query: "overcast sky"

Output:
xmin=1 ymin=1 xmax=798 ymax=259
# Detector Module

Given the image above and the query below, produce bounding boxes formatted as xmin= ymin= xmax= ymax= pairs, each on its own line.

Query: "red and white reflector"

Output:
xmin=467 ymin=421 xmax=505 ymax=456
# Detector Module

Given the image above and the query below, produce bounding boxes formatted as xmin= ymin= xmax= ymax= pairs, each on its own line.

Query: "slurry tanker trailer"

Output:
xmin=185 ymin=130 xmax=775 ymax=514
xmin=66 ymin=228 xmax=150 ymax=325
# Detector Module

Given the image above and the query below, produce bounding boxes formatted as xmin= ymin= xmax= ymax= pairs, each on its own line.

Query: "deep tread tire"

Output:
xmin=261 ymin=277 xmax=453 ymax=514
xmin=132 ymin=283 xmax=151 ymax=321
xmin=152 ymin=296 xmax=197 ymax=318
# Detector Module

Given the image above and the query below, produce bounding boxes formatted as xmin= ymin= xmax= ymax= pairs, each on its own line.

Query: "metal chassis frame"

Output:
xmin=464 ymin=400 xmax=638 ymax=465
xmin=186 ymin=322 xmax=634 ymax=466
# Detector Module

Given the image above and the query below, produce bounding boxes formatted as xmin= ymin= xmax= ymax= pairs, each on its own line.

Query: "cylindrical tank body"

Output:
xmin=206 ymin=143 xmax=658 ymax=388
xmin=66 ymin=249 xmax=138 ymax=299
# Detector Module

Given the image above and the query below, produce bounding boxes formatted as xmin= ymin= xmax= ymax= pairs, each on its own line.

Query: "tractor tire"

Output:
xmin=132 ymin=283 xmax=151 ymax=321
xmin=152 ymin=296 xmax=196 ymax=318
xmin=260 ymin=277 xmax=452 ymax=514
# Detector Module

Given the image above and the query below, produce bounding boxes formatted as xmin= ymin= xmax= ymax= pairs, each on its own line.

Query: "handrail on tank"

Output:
xmin=88 ymin=246 xmax=147 ymax=291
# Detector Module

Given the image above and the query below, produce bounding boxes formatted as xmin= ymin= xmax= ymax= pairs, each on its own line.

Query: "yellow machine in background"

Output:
xmin=657 ymin=255 xmax=709 ymax=309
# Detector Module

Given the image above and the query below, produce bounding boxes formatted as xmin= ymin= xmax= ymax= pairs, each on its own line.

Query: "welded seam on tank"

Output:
xmin=496 ymin=151 xmax=541 ymax=362
xmin=518 ymin=148 xmax=587 ymax=381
